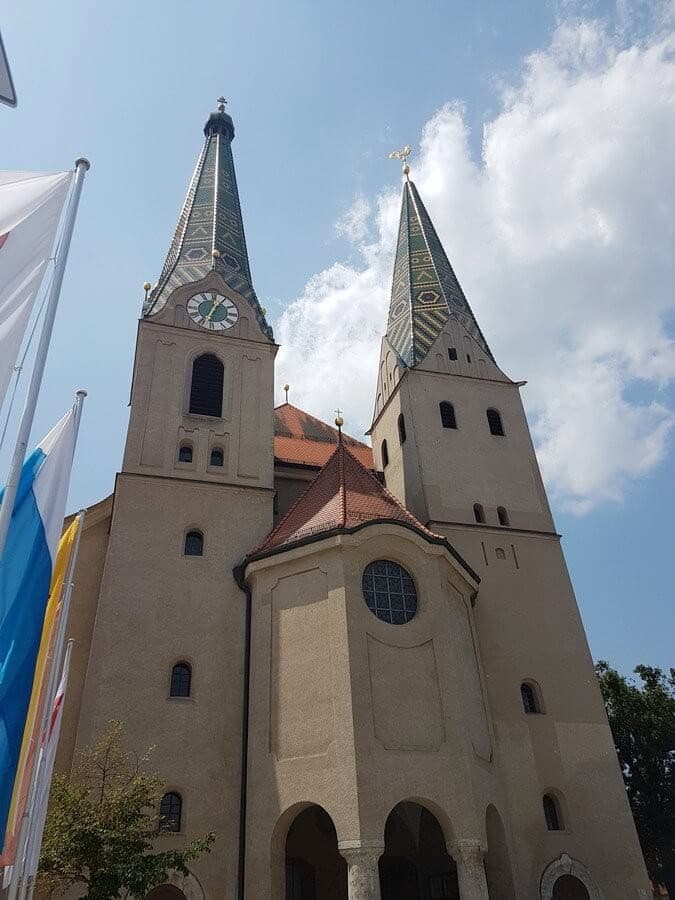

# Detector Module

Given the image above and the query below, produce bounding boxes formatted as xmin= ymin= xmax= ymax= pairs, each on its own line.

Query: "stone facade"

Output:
xmin=54 ymin=108 xmax=649 ymax=899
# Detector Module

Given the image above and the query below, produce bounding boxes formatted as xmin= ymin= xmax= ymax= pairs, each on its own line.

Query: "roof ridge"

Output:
xmin=256 ymin=442 xmax=343 ymax=552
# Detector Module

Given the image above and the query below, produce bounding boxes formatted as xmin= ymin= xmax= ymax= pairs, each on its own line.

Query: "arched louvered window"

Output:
xmin=189 ymin=354 xmax=224 ymax=417
xmin=209 ymin=447 xmax=224 ymax=467
xmin=473 ymin=503 xmax=485 ymax=524
xmin=159 ymin=792 xmax=182 ymax=832
xmin=487 ymin=407 xmax=505 ymax=436
xmin=398 ymin=413 xmax=407 ymax=445
xmin=170 ymin=662 xmax=191 ymax=698
xmin=184 ymin=530 xmax=203 ymax=557
xmin=178 ymin=443 xmax=192 ymax=463
xmin=521 ymin=682 xmax=540 ymax=714
xmin=543 ymin=794 xmax=563 ymax=831
xmin=381 ymin=439 xmax=389 ymax=468
xmin=497 ymin=506 xmax=509 ymax=526
xmin=439 ymin=402 xmax=457 ymax=429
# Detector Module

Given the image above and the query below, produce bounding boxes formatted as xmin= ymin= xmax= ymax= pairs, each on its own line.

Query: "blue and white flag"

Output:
xmin=0 ymin=407 xmax=78 ymax=839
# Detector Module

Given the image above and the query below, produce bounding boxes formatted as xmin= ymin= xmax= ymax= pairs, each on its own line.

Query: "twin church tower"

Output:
xmin=58 ymin=104 xmax=648 ymax=899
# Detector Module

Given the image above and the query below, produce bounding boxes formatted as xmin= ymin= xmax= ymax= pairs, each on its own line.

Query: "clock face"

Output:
xmin=186 ymin=292 xmax=239 ymax=331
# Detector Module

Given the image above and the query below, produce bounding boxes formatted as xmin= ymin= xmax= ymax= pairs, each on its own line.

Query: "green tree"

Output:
xmin=38 ymin=721 xmax=214 ymax=899
xmin=596 ymin=661 xmax=675 ymax=892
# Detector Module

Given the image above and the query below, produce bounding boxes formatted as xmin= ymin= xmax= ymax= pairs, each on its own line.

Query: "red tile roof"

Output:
xmin=258 ymin=437 xmax=441 ymax=553
xmin=274 ymin=403 xmax=374 ymax=470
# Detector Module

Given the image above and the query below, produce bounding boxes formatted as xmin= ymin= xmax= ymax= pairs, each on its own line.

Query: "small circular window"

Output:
xmin=362 ymin=560 xmax=417 ymax=624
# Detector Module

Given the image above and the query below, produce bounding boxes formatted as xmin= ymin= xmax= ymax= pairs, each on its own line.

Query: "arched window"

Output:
xmin=473 ymin=503 xmax=485 ymax=524
xmin=170 ymin=662 xmax=191 ymax=698
xmin=178 ymin=443 xmax=192 ymax=463
xmin=184 ymin=530 xmax=203 ymax=557
xmin=397 ymin=413 xmax=407 ymax=445
xmin=209 ymin=447 xmax=224 ymax=467
xmin=543 ymin=794 xmax=563 ymax=831
xmin=487 ymin=408 xmax=504 ymax=436
xmin=439 ymin=402 xmax=457 ymax=429
xmin=159 ymin=791 xmax=182 ymax=833
xmin=497 ymin=506 xmax=509 ymax=526
xmin=189 ymin=353 xmax=224 ymax=417
xmin=381 ymin=439 xmax=389 ymax=468
xmin=448 ymin=347 xmax=458 ymax=361
xmin=521 ymin=682 xmax=540 ymax=714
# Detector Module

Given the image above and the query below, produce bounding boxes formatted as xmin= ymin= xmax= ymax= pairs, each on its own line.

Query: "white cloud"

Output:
xmin=275 ymin=12 xmax=675 ymax=514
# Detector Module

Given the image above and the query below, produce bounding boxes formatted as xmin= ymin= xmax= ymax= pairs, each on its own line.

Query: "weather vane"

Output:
xmin=217 ymin=96 xmax=228 ymax=113
xmin=389 ymin=144 xmax=412 ymax=179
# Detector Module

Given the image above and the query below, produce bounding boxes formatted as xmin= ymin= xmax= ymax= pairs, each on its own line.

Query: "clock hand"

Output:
xmin=205 ymin=297 xmax=225 ymax=321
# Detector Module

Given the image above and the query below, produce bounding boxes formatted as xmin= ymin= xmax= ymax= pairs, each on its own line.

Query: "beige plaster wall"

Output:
xmin=243 ymin=524 xmax=510 ymax=898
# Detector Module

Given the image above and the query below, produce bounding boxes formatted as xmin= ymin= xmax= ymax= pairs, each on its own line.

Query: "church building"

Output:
xmin=56 ymin=103 xmax=649 ymax=899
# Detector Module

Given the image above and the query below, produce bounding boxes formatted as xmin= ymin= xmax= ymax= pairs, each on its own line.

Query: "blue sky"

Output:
xmin=2 ymin=0 xmax=673 ymax=675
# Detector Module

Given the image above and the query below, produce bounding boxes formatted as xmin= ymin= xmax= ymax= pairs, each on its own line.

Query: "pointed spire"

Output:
xmin=385 ymin=177 xmax=494 ymax=368
xmin=144 ymin=101 xmax=272 ymax=341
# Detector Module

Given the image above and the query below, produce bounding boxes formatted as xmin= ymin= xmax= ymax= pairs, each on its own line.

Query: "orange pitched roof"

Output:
xmin=273 ymin=403 xmax=373 ymax=470
xmin=258 ymin=438 xmax=441 ymax=554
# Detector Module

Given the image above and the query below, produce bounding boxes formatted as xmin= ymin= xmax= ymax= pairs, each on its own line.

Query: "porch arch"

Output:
xmin=540 ymin=854 xmax=601 ymax=900
xmin=272 ymin=802 xmax=347 ymax=900
xmin=144 ymin=870 xmax=204 ymax=900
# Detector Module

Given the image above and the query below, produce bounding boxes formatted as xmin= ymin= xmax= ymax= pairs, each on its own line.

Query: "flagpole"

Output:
xmin=8 ymin=391 xmax=86 ymax=900
xmin=0 ymin=158 xmax=90 ymax=559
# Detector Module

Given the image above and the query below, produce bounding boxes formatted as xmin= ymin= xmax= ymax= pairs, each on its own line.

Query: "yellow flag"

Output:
xmin=4 ymin=514 xmax=82 ymax=846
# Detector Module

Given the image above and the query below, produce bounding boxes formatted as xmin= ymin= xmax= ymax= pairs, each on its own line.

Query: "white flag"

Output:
xmin=0 ymin=171 xmax=73 ymax=406
xmin=23 ymin=641 xmax=72 ymax=882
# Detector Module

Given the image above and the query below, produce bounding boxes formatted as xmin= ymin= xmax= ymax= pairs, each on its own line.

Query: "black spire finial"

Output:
xmin=204 ymin=96 xmax=234 ymax=139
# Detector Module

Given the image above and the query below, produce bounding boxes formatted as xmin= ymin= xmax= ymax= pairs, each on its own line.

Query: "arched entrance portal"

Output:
xmin=379 ymin=801 xmax=459 ymax=900
xmin=552 ymin=875 xmax=590 ymax=900
xmin=145 ymin=888 xmax=187 ymax=900
xmin=285 ymin=804 xmax=347 ymax=900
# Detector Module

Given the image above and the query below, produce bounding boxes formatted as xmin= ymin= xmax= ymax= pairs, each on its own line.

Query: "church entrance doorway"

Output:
xmin=285 ymin=804 xmax=347 ymax=900
xmin=379 ymin=801 xmax=459 ymax=900
xmin=551 ymin=875 xmax=591 ymax=900
xmin=145 ymin=887 xmax=187 ymax=900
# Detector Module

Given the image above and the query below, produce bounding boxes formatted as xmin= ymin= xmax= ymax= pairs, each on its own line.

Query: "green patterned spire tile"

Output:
xmin=144 ymin=110 xmax=272 ymax=341
xmin=385 ymin=180 xmax=493 ymax=367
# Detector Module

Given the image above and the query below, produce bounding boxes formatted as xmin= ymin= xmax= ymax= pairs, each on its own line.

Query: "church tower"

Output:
xmin=71 ymin=103 xmax=277 ymax=898
xmin=368 ymin=162 xmax=648 ymax=897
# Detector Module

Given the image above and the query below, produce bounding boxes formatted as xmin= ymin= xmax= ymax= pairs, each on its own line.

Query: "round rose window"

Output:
xmin=362 ymin=560 xmax=417 ymax=624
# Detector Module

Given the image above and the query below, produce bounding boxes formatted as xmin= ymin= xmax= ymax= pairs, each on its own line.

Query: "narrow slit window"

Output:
xmin=439 ymin=402 xmax=457 ymax=429
xmin=170 ymin=662 xmax=191 ymax=698
xmin=487 ymin=408 xmax=505 ymax=436
xmin=497 ymin=506 xmax=509 ymax=526
xmin=521 ymin=682 xmax=540 ymax=714
xmin=543 ymin=794 xmax=563 ymax=831
xmin=398 ymin=413 xmax=407 ymax=445
xmin=473 ymin=503 xmax=485 ymax=524
xmin=184 ymin=530 xmax=203 ymax=556
xmin=381 ymin=439 xmax=389 ymax=468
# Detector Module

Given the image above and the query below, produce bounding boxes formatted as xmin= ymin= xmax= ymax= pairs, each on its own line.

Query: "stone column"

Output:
xmin=339 ymin=841 xmax=384 ymax=900
xmin=451 ymin=839 xmax=490 ymax=900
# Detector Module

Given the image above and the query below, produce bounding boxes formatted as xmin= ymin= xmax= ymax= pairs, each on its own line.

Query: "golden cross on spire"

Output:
xmin=389 ymin=144 xmax=412 ymax=179
xmin=335 ymin=407 xmax=344 ymax=431
xmin=217 ymin=96 xmax=228 ymax=113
